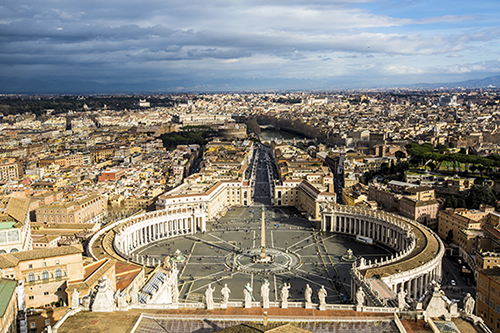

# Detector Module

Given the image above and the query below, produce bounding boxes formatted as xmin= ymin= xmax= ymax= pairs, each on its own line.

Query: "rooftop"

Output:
xmin=0 ymin=278 xmax=16 ymax=317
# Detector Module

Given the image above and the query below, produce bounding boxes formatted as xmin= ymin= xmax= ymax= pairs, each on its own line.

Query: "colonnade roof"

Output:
xmin=362 ymin=222 xmax=440 ymax=279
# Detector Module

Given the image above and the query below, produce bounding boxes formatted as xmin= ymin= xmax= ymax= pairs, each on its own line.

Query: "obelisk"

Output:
xmin=260 ymin=206 xmax=266 ymax=260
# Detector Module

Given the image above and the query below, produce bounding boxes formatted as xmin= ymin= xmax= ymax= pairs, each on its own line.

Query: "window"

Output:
xmin=43 ymin=262 xmax=47 ymax=267
xmin=45 ymin=319 xmax=50 ymax=325
xmin=491 ymin=300 xmax=495 ymax=308
xmin=55 ymin=269 xmax=61 ymax=278
xmin=493 ymin=287 xmax=496 ymax=293
xmin=29 ymin=264 xmax=33 ymax=269
xmin=42 ymin=271 xmax=48 ymax=280
xmin=30 ymin=322 xmax=35 ymax=328
xmin=28 ymin=273 xmax=34 ymax=282
xmin=28 ymin=296 xmax=34 ymax=300
xmin=44 ymin=291 xmax=49 ymax=296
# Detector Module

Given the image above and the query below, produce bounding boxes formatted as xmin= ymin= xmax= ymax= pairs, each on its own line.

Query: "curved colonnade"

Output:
xmin=321 ymin=204 xmax=444 ymax=307
xmin=88 ymin=206 xmax=206 ymax=267
xmin=89 ymin=203 xmax=443 ymax=309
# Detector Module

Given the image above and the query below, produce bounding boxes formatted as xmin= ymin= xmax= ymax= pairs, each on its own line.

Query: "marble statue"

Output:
xmin=281 ymin=283 xmax=290 ymax=303
xmin=356 ymin=287 xmax=365 ymax=306
xmin=397 ymin=289 xmax=406 ymax=309
xmin=92 ymin=277 xmax=115 ymax=312
xmin=464 ymin=293 xmax=475 ymax=315
xmin=130 ymin=286 xmax=138 ymax=304
xmin=244 ymin=283 xmax=253 ymax=308
xmin=318 ymin=285 xmax=327 ymax=307
xmin=261 ymin=279 xmax=270 ymax=308
xmin=305 ymin=284 xmax=312 ymax=304
xmin=221 ymin=284 xmax=231 ymax=304
xmin=71 ymin=289 xmax=80 ymax=308
xmin=205 ymin=284 xmax=215 ymax=309
xmin=244 ymin=283 xmax=253 ymax=303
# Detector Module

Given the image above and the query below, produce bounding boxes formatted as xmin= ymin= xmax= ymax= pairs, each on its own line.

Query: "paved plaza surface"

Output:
xmin=133 ymin=145 xmax=394 ymax=305
xmin=134 ymin=205 xmax=394 ymax=305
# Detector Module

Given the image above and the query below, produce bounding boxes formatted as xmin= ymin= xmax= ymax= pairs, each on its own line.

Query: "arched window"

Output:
xmin=28 ymin=273 xmax=34 ymax=282
xmin=55 ymin=269 xmax=61 ymax=279
xmin=10 ymin=248 xmax=18 ymax=253
xmin=0 ymin=250 xmax=5 ymax=254
xmin=42 ymin=271 xmax=48 ymax=280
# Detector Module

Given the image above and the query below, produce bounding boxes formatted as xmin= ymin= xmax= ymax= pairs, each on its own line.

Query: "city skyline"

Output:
xmin=1 ymin=0 xmax=500 ymax=93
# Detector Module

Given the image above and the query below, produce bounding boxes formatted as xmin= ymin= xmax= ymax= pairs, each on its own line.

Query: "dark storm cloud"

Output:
xmin=0 ymin=0 xmax=498 ymax=89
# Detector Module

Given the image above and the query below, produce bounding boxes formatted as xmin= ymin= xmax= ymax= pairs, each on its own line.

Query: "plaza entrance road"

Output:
xmin=133 ymin=145 xmax=393 ymax=305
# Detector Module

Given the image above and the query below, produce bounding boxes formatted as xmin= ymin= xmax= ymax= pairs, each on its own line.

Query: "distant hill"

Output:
xmin=408 ymin=75 xmax=500 ymax=89
xmin=2 ymin=74 xmax=500 ymax=94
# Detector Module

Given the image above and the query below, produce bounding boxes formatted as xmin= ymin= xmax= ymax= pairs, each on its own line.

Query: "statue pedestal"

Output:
xmin=305 ymin=302 xmax=313 ymax=309
xmin=206 ymin=304 xmax=214 ymax=310
xmin=263 ymin=301 xmax=269 ymax=309
xmin=281 ymin=301 xmax=288 ymax=309
xmin=170 ymin=302 xmax=178 ymax=310
xmin=319 ymin=303 xmax=326 ymax=311
xmin=245 ymin=300 xmax=252 ymax=308
xmin=220 ymin=303 xmax=227 ymax=309
xmin=356 ymin=305 xmax=364 ymax=312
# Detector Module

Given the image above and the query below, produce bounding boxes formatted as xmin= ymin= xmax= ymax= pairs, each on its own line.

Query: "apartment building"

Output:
xmin=0 ymin=162 xmax=19 ymax=181
xmin=477 ymin=267 xmax=500 ymax=332
xmin=0 ymin=245 xmax=84 ymax=308
xmin=35 ymin=192 xmax=107 ymax=224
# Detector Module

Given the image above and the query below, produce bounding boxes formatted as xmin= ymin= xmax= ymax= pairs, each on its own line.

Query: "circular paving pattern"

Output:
xmin=231 ymin=248 xmax=302 ymax=275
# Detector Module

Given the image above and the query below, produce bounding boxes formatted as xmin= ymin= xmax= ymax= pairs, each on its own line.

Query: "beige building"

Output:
xmin=0 ymin=162 xmax=19 ymax=181
xmin=477 ymin=267 xmax=500 ymax=332
xmin=0 ymin=244 xmax=84 ymax=308
xmin=157 ymin=178 xmax=253 ymax=221
xmin=438 ymin=207 xmax=493 ymax=244
xmin=32 ymin=235 xmax=60 ymax=249
xmin=35 ymin=192 xmax=107 ymax=224
xmin=0 ymin=197 xmax=32 ymax=254
xmin=274 ymin=180 xmax=336 ymax=220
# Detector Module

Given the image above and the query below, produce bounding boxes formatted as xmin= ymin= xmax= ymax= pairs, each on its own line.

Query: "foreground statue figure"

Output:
xmin=221 ymin=284 xmax=231 ymax=304
xmin=464 ymin=293 xmax=475 ymax=315
xmin=281 ymin=283 xmax=290 ymax=308
xmin=205 ymin=284 xmax=215 ymax=310
xmin=261 ymin=279 xmax=270 ymax=308
xmin=71 ymin=289 xmax=80 ymax=309
xmin=397 ymin=289 xmax=406 ymax=309
xmin=356 ymin=287 xmax=365 ymax=306
xmin=305 ymin=284 xmax=312 ymax=304
xmin=318 ymin=285 xmax=327 ymax=310
xmin=244 ymin=283 xmax=253 ymax=308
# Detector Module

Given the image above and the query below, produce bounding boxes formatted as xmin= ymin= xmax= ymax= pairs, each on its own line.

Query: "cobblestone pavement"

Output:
xmin=134 ymin=205 xmax=394 ymax=305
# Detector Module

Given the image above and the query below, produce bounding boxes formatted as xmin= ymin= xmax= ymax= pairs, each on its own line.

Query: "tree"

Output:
xmin=395 ymin=150 xmax=406 ymax=161
xmin=466 ymin=185 xmax=498 ymax=210
xmin=435 ymin=143 xmax=448 ymax=154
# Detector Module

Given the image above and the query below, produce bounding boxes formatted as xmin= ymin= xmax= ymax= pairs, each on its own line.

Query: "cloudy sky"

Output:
xmin=1 ymin=0 xmax=500 ymax=92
